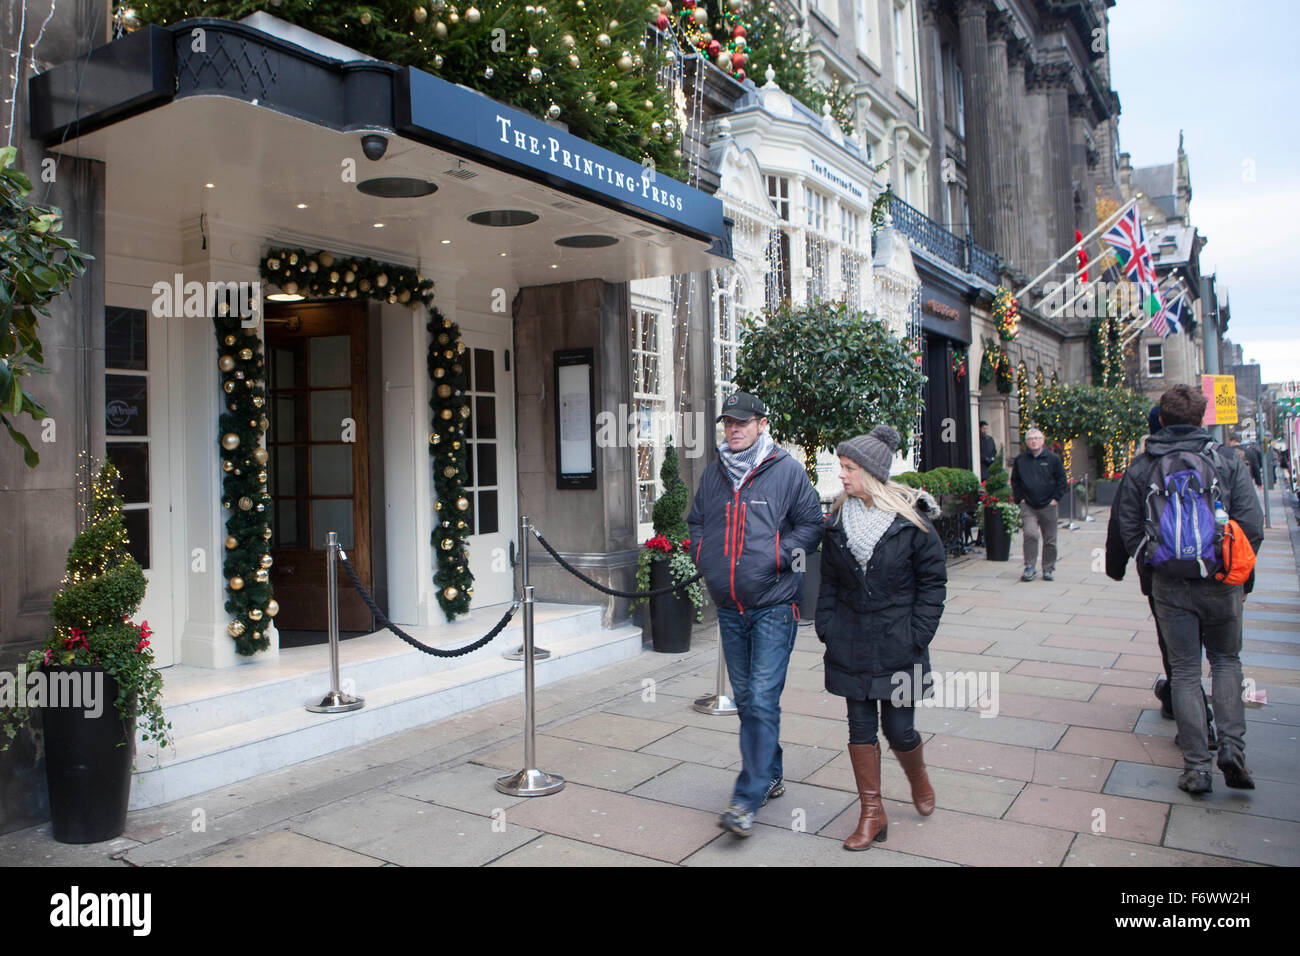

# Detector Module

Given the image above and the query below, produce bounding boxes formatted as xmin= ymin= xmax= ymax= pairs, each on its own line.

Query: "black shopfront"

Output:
xmin=917 ymin=271 xmax=973 ymax=472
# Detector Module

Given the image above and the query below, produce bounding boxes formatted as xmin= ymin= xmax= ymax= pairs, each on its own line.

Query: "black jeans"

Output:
xmin=846 ymin=697 xmax=922 ymax=750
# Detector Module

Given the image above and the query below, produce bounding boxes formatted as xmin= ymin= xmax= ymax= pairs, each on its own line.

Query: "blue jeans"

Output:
xmin=718 ymin=604 xmax=798 ymax=811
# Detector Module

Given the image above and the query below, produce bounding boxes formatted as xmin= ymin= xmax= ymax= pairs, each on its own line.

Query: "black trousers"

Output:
xmin=846 ymin=697 xmax=922 ymax=750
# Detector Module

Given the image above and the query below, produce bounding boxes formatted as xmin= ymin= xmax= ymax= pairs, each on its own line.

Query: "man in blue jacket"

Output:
xmin=687 ymin=392 xmax=825 ymax=837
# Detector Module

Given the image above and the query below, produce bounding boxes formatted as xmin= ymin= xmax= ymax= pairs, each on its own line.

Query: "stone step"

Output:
xmin=128 ymin=613 xmax=641 ymax=810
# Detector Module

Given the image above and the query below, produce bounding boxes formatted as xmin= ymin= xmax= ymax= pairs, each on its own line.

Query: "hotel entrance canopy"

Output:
xmin=30 ymin=17 xmax=732 ymax=286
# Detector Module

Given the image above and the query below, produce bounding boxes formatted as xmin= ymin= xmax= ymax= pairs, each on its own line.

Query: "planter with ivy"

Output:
xmin=977 ymin=455 xmax=1021 ymax=562
xmin=631 ymin=442 xmax=704 ymax=653
xmin=0 ymin=462 xmax=170 ymax=843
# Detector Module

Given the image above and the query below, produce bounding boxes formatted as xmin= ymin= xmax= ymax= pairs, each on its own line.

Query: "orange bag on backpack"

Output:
xmin=1215 ymin=518 xmax=1256 ymax=585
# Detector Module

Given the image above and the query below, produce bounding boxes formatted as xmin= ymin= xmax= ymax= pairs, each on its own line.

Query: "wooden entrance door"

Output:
xmin=265 ymin=302 xmax=373 ymax=633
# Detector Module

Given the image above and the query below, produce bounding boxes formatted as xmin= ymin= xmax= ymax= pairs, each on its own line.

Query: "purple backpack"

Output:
xmin=1142 ymin=446 xmax=1225 ymax=579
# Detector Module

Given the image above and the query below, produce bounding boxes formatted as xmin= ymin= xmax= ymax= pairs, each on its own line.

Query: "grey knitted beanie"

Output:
xmin=836 ymin=425 xmax=901 ymax=482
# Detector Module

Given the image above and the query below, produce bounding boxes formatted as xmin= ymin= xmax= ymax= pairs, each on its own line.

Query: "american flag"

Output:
xmin=1149 ymin=286 xmax=1172 ymax=338
xmin=1102 ymin=206 xmax=1156 ymax=288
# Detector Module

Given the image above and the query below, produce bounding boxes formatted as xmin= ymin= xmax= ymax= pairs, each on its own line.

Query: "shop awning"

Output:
xmin=30 ymin=18 xmax=732 ymax=287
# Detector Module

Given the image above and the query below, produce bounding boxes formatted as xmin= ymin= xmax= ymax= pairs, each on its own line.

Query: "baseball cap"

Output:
xmin=717 ymin=391 xmax=768 ymax=423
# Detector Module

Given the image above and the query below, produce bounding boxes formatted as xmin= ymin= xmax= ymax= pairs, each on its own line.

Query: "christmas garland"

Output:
xmin=979 ymin=334 xmax=1013 ymax=393
xmin=427 ymin=310 xmax=475 ymax=619
xmin=1016 ymin=361 xmax=1029 ymax=442
xmin=993 ymin=285 xmax=1019 ymax=342
xmin=215 ymin=311 xmax=275 ymax=655
xmin=952 ymin=347 xmax=968 ymax=382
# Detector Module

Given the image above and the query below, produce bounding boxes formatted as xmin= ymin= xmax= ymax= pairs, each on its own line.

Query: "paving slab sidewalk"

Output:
xmin=6 ymin=489 xmax=1299 ymax=867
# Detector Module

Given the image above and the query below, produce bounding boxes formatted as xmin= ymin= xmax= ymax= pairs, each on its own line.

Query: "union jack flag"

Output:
xmin=1102 ymin=206 xmax=1156 ymax=287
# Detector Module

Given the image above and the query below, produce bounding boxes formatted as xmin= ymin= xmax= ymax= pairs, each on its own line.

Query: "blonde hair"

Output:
xmin=831 ymin=469 xmax=929 ymax=531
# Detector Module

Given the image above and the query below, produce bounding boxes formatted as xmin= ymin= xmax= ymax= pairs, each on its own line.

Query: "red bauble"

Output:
xmin=683 ymin=0 xmax=696 ymax=7
xmin=731 ymin=51 xmax=747 ymax=68
xmin=656 ymin=13 xmax=669 ymax=29
xmin=733 ymin=24 xmax=746 ymax=38
xmin=735 ymin=68 xmax=747 ymax=82
xmin=707 ymin=39 xmax=721 ymax=56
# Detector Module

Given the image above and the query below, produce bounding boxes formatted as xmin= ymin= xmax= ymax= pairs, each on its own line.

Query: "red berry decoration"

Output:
xmin=732 ymin=50 xmax=747 ymax=69
xmin=707 ymin=39 xmax=721 ymax=56
xmin=735 ymin=68 xmax=747 ymax=82
xmin=656 ymin=13 xmax=669 ymax=29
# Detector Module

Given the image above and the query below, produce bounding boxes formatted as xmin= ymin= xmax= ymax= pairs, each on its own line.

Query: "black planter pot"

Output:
xmin=42 ymin=666 xmax=135 ymax=844
xmin=984 ymin=507 xmax=1012 ymax=562
xmin=796 ymin=550 xmax=821 ymax=625
xmin=648 ymin=559 xmax=693 ymax=653
xmin=1094 ymin=481 xmax=1119 ymax=507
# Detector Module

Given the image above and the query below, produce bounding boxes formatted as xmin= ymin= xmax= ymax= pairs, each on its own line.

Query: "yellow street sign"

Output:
xmin=1202 ymin=374 xmax=1238 ymax=425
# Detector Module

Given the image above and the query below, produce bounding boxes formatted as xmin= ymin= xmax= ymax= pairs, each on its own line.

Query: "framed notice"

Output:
xmin=554 ymin=348 xmax=596 ymax=490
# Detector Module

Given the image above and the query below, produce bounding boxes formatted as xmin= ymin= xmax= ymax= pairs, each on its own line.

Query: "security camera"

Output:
xmin=361 ymin=134 xmax=388 ymax=161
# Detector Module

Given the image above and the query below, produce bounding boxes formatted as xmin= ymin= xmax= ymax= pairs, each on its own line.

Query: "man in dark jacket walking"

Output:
xmin=1106 ymin=385 xmax=1263 ymax=795
xmin=687 ymin=392 xmax=825 ymax=837
xmin=979 ymin=420 xmax=997 ymax=482
xmin=1010 ymin=428 xmax=1068 ymax=581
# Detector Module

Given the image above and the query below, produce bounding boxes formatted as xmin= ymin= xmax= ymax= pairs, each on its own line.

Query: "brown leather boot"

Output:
xmin=843 ymin=742 xmax=887 ymax=850
xmin=894 ymin=739 xmax=935 ymax=816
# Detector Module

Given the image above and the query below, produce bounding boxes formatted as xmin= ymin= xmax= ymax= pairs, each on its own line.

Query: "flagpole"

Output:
xmin=1014 ymin=196 xmax=1138 ymax=300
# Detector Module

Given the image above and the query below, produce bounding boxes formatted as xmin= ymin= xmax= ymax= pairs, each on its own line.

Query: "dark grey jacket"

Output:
xmin=815 ymin=496 xmax=948 ymax=700
xmin=1106 ymin=425 xmax=1264 ymax=592
xmin=686 ymin=445 xmax=825 ymax=614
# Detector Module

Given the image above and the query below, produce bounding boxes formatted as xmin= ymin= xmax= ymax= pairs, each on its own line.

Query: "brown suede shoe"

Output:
xmin=893 ymin=740 xmax=935 ymax=815
xmin=844 ymin=742 xmax=888 ymax=850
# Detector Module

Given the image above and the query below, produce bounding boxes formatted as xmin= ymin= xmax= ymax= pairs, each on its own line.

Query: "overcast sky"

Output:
xmin=1108 ymin=0 xmax=1300 ymax=386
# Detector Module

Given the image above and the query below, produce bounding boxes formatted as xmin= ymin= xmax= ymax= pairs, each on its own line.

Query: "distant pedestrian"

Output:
xmin=816 ymin=426 xmax=947 ymax=851
xmin=1107 ymin=385 xmax=1263 ymax=795
xmin=979 ymin=420 xmax=997 ymax=482
xmin=1106 ymin=405 xmax=1216 ymax=746
xmin=1226 ymin=433 xmax=1262 ymax=487
xmin=686 ymin=391 xmax=825 ymax=838
xmin=1010 ymin=428 xmax=1068 ymax=582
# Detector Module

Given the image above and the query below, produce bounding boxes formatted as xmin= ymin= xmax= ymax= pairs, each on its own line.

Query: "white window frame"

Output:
xmin=892 ymin=0 xmax=916 ymax=99
xmin=631 ymin=303 xmax=674 ymax=540
xmin=856 ymin=0 xmax=882 ymax=67
xmin=1147 ymin=342 xmax=1164 ymax=378
xmin=812 ymin=0 xmax=840 ymax=29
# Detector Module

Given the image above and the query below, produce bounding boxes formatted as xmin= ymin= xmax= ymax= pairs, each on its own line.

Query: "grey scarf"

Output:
xmin=841 ymin=495 xmax=897 ymax=572
xmin=717 ymin=430 xmax=775 ymax=490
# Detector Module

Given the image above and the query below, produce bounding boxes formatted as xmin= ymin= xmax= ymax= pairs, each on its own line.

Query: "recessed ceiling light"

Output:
xmin=205 ymin=182 xmax=215 ymax=189
xmin=499 ymin=252 xmax=508 ymax=257
xmin=440 ymin=239 xmax=451 ymax=244
xmin=373 ymin=222 xmax=385 ymax=228
xmin=468 ymin=209 xmax=539 ymax=227
xmin=550 ymin=264 xmax=559 ymax=269
xmin=555 ymin=234 xmax=619 ymax=248
xmin=357 ymin=177 xmax=438 ymax=198
xmin=296 ymin=203 xmax=308 ymax=209
xmin=266 ymin=292 xmax=305 ymax=302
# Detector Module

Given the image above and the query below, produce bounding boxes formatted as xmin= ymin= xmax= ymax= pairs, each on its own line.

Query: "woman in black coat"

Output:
xmin=815 ymin=425 xmax=948 ymax=851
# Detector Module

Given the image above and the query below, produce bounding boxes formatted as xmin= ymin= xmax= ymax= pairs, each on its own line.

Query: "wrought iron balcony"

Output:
xmin=875 ymin=195 xmax=1000 ymax=285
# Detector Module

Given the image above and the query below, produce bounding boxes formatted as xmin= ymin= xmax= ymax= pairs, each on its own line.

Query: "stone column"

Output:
xmin=957 ymin=0 xmax=995 ymax=249
xmin=1044 ymin=63 xmax=1077 ymax=269
xmin=1006 ymin=44 xmax=1030 ymax=271
xmin=1069 ymin=94 xmax=1098 ymax=244
xmin=985 ymin=13 xmax=1017 ymax=268
xmin=919 ymin=0 xmax=946 ymax=220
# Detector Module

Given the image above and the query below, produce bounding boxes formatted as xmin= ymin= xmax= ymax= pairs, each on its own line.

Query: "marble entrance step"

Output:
xmin=129 ymin=604 xmax=641 ymax=810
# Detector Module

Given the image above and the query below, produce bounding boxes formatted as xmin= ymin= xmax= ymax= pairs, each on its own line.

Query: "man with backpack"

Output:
xmin=1107 ymin=385 xmax=1263 ymax=795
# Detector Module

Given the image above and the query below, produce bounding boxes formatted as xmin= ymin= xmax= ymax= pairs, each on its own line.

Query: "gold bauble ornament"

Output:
xmin=225 ymin=536 xmax=238 ymax=550
xmin=443 ymin=587 xmax=458 ymax=601
xmin=267 ymin=258 xmax=280 ymax=270
xmin=319 ymin=252 xmax=334 ymax=267
xmin=451 ymin=440 xmax=462 ymax=450
xmin=456 ymin=496 xmax=470 ymax=511
xmin=443 ymin=465 xmax=458 ymax=477
xmin=249 ymin=608 xmax=264 ymax=621
xmin=257 ymin=470 xmax=269 ymax=484
xmin=568 ymin=53 xmax=581 ymax=68
xmin=343 ymin=269 xmax=355 ymax=282
xmin=359 ymin=10 xmax=372 ymax=24
xmin=449 ymin=11 xmax=459 ymax=24
xmin=223 ymin=460 xmax=234 ymax=472
xmin=224 ymin=335 xmax=237 ymax=346
xmin=437 ymin=384 xmax=452 ymax=398
xmin=263 ymin=527 xmax=274 ymax=540
xmin=252 ymin=395 xmax=265 ymax=408
xmin=253 ymin=447 xmax=269 ymax=464
xmin=414 ymin=5 xmax=427 ymax=23
xmin=377 ymin=273 xmax=388 ymax=287
xmin=440 ymin=537 xmax=454 ymax=550
xmin=288 ymin=252 xmax=299 ymax=265
xmin=434 ymin=20 xmax=447 ymax=38
xmin=238 ymin=496 xmax=254 ymax=511
xmin=459 ymin=405 xmax=471 ymax=418
xmin=283 ymin=281 xmax=299 ymax=295
xmin=429 ymin=432 xmax=440 ymax=444
xmin=562 ymin=33 xmax=575 ymax=48
xmin=223 ymin=499 xmax=232 ymax=509
xmin=618 ymin=53 xmax=634 ymax=72
xmin=359 ymin=278 xmax=371 ymax=292
xmin=399 ymin=289 xmax=411 ymax=303
xmin=239 ymin=347 xmax=253 ymax=360
xmin=266 ymin=599 xmax=280 ymax=617
xmin=219 ymin=355 xmax=236 ymax=372
xmin=222 ymin=432 xmax=241 ymax=451
xmin=228 ymin=620 xmax=246 ymax=637
xmin=260 ymin=553 xmax=274 ymax=569
xmin=440 ymin=408 xmax=453 ymax=420
xmin=433 ymin=367 xmax=445 ymax=378
xmin=224 ymin=381 xmax=236 ymax=393
xmin=596 ymin=32 xmax=611 ymax=47
xmin=438 ymin=333 xmax=449 ymax=345
xmin=230 ymin=576 xmax=245 ymax=590
xmin=255 ymin=569 xmax=269 ymax=583
xmin=307 ymin=260 xmax=318 ymax=273
xmin=465 ymin=5 xmax=480 ymax=23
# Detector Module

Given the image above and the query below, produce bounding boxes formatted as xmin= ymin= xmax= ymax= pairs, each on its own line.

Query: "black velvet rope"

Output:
xmin=530 ymin=530 xmax=703 ymax=598
xmin=338 ymin=552 xmax=517 ymax=657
